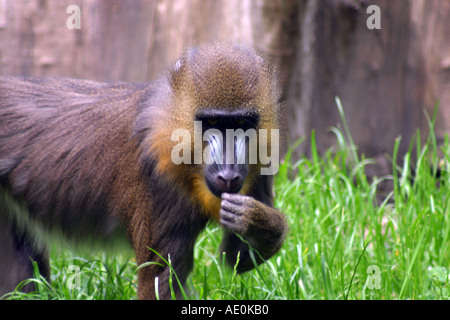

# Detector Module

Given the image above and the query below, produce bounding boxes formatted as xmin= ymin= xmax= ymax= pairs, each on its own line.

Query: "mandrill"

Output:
xmin=0 ymin=42 xmax=287 ymax=299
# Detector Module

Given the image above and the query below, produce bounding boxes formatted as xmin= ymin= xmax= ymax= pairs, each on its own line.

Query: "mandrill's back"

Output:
xmin=0 ymin=76 xmax=150 ymax=242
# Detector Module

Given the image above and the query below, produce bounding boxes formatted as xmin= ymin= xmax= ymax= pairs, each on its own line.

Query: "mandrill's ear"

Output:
xmin=169 ymin=45 xmax=201 ymax=94
xmin=169 ymin=58 xmax=187 ymax=94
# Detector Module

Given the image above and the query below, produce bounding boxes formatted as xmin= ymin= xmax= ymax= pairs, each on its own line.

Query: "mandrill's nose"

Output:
xmin=216 ymin=169 xmax=244 ymax=194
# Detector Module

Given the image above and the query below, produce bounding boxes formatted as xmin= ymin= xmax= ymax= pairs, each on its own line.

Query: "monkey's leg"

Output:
xmin=0 ymin=213 xmax=49 ymax=296
xmin=135 ymin=241 xmax=195 ymax=300
xmin=136 ymin=258 xmax=185 ymax=300
xmin=131 ymin=217 xmax=198 ymax=300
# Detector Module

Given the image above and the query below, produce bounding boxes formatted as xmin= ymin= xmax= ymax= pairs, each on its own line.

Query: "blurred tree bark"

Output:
xmin=284 ymin=0 xmax=450 ymax=173
xmin=0 ymin=0 xmax=449 ymax=173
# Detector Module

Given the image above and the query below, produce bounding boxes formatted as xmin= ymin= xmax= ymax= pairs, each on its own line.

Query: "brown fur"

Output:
xmin=0 ymin=43 xmax=287 ymax=299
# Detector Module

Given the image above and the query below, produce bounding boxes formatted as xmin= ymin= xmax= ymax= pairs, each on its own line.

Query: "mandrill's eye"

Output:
xmin=236 ymin=118 xmax=246 ymax=126
xmin=207 ymin=118 xmax=219 ymax=126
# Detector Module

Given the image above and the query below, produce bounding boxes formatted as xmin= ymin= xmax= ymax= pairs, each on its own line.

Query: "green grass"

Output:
xmin=3 ymin=99 xmax=450 ymax=300
xmin=2 ymin=250 xmax=136 ymax=300
xmin=189 ymin=99 xmax=449 ymax=300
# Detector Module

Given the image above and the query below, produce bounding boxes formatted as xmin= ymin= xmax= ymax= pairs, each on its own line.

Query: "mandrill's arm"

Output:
xmin=219 ymin=191 xmax=287 ymax=273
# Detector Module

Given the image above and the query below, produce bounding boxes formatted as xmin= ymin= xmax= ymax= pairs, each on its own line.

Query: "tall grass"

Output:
xmin=2 ymin=249 xmax=136 ymax=300
xmin=190 ymin=98 xmax=449 ymax=300
xmin=3 ymin=99 xmax=449 ymax=300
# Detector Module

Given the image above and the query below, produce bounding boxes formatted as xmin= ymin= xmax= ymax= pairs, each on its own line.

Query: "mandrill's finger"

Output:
xmin=221 ymin=192 xmax=251 ymax=206
xmin=220 ymin=217 xmax=238 ymax=232
xmin=220 ymin=209 xmax=245 ymax=234
xmin=220 ymin=208 xmax=236 ymax=221
xmin=221 ymin=199 xmax=244 ymax=216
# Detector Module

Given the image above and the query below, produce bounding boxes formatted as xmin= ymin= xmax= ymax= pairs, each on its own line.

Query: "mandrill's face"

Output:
xmin=196 ymin=108 xmax=259 ymax=198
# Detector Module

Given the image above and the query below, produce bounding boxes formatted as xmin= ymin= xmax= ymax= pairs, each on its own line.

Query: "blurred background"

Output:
xmin=0 ymin=0 xmax=449 ymax=177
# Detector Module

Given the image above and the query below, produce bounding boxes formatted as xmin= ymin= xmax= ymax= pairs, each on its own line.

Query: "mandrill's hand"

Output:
xmin=219 ymin=192 xmax=287 ymax=272
xmin=220 ymin=192 xmax=286 ymax=247
xmin=220 ymin=192 xmax=254 ymax=235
